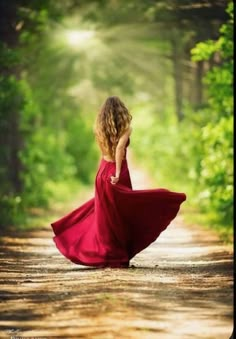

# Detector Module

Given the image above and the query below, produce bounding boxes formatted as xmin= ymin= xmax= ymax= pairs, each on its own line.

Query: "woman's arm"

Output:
xmin=110 ymin=126 xmax=132 ymax=185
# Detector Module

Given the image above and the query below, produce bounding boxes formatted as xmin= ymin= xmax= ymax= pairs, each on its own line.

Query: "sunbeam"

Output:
xmin=65 ymin=29 xmax=96 ymax=47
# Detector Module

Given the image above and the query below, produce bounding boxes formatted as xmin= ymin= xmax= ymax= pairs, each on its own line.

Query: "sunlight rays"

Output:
xmin=65 ymin=29 xmax=96 ymax=48
xmin=48 ymin=15 xmax=175 ymax=112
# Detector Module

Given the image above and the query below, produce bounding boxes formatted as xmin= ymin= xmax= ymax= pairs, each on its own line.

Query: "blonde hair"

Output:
xmin=94 ymin=96 xmax=132 ymax=160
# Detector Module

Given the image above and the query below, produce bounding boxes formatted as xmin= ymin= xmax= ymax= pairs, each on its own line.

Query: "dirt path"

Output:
xmin=0 ymin=159 xmax=233 ymax=339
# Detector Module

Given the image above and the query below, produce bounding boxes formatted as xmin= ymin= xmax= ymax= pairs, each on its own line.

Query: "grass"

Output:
xmin=182 ymin=205 xmax=233 ymax=244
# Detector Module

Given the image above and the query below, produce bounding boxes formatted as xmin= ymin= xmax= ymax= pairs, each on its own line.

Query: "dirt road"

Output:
xmin=0 ymin=161 xmax=233 ymax=339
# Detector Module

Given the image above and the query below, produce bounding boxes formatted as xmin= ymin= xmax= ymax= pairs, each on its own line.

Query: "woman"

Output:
xmin=51 ymin=96 xmax=186 ymax=268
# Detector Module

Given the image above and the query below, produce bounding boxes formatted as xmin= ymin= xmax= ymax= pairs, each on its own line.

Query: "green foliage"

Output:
xmin=0 ymin=74 xmax=21 ymax=191
xmin=191 ymin=1 xmax=233 ymax=62
xmin=0 ymin=2 xmax=99 ymax=228
xmin=131 ymin=105 xmax=200 ymax=194
xmin=191 ymin=2 xmax=233 ymax=118
xmin=199 ymin=116 xmax=233 ymax=223
xmin=0 ymin=195 xmax=25 ymax=227
xmin=0 ymin=42 xmax=20 ymax=69
xmin=132 ymin=2 xmax=233 ymax=232
xmin=66 ymin=116 xmax=99 ymax=183
xmin=191 ymin=40 xmax=218 ymax=61
xmin=0 ymin=0 xmax=233 ymax=235
xmin=189 ymin=2 xmax=233 ymax=225
xmin=0 ymin=72 xmax=26 ymax=226
xmin=18 ymin=78 xmax=77 ymax=206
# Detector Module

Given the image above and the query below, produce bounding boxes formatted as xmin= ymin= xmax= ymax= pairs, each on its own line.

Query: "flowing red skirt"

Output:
xmin=51 ymin=159 xmax=186 ymax=268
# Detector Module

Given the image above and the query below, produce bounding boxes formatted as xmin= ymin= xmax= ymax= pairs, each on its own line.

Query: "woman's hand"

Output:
xmin=110 ymin=175 xmax=119 ymax=185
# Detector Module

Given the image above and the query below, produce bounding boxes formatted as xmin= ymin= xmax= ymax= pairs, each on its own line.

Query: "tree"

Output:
xmin=190 ymin=1 xmax=233 ymax=223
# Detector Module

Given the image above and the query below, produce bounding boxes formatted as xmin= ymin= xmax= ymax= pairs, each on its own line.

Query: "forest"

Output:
xmin=0 ymin=0 xmax=233 ymax=240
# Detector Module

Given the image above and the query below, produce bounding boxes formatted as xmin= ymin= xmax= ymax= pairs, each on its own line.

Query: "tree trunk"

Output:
xmin=0 ymin=0 xmax=24 ymax=194
xmin=194 ymin=61 xmax=204 ymax=107
xmin=171 ymin=37 xmax=184 ymax=122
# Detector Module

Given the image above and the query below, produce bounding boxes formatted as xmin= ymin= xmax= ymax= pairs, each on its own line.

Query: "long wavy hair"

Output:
xmin=94 ymin=96 xmax=132 ymax=160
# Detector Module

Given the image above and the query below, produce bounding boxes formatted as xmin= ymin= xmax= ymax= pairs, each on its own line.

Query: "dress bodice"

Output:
xmin=123 ymin=137 xmax=130 ymax=158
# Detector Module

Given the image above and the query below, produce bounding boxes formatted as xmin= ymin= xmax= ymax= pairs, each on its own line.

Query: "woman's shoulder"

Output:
xmin=117 ymin=126 xmax=132 ymax=147
xmin=119 ymin=126 xmax=132 ymax=140
xmin=123 ymin=125 xmax=132 ymax=136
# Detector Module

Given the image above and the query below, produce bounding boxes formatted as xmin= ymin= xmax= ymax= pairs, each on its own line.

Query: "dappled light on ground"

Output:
xmin=0 ymin=156 xmax=233 ymax=338
xmin=0 ymin=155 xmax=233 ymax=338
xmin=0 ymin=199 xmax=233 ymax=339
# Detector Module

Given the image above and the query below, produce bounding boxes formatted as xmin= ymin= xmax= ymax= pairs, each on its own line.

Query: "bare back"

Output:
xmin=102 ymin=127 xmax=132 ymax=162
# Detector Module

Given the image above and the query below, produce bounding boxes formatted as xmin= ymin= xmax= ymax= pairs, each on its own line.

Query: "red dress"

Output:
xmin=51 ymin=139 xmax=186 ymax=267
